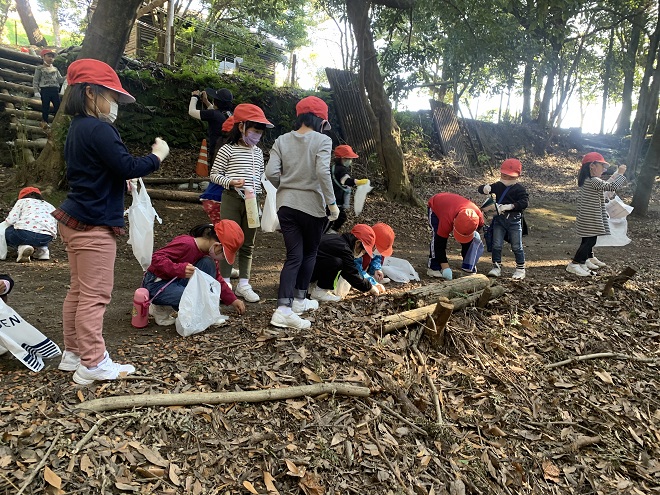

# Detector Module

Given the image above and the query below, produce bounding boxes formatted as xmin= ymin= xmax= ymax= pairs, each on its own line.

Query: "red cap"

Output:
xmin=453 ymin=209 xmax=479 ymax=243
xmin=222 ymin=115 xmax=235 ymax=132
xmin=582 ymin=152 xmax=608 ymax=165
xmin=233 ymin=103 xmax=274 ymax=128
xmin=372 ymin=223 xmax=395 ymax=257
xmin=351 ymin=224 xmax=376 ymax=258
xmin=214 ymin=219 xmax=244 ymax=265
xmin=18 ymin=186 xmax=41 ymax=199
xmin=334 ymin=145 xmax=359 ymax=159
xmin=296 ymin=96 xmax=328 ymax=121
xmin=500 ymin=158 xmax=522 ymax=178
xmin=40 ymin=49 xmax=55 ymax=57
xmin=67 ymin=58 xmax=135 ymax=103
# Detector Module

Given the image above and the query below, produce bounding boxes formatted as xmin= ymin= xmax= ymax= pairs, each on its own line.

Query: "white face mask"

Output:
xmin=342 ymin=159 xmax=353 ymax=167
xmin=98 ymin=94 xmax=118 ymax=123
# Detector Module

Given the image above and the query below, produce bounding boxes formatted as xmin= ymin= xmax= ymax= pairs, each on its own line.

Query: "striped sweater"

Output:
xmin=575 ymin=174 xmax=627 ymax=237
xmin=210 ymin=143 xmax=264 ymax=194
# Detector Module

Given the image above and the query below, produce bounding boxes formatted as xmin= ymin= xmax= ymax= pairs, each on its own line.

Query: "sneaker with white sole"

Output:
xmin=488 ymin=263 xmax=501 ymax=277
xmin=32 ymin=246 xmax=50 ymax=260
xmin=588 ymin=257 xmax=606 ymax=268
xmin=58 ymin=350 xmax=80 ymax=371
xmin=149 ymin=304 xmax=176 ymax=326
xmin=585 ymin=259 xmax=600 ymax=270
xmin=230 ymin=268 xmax=240 ymax=278
xmin=17 ymin=245 xmax=34 ymax=263
xmin=566 ymin=263 xmax=592 ymax=277
xmin=72 ymin=352 xmax=135 ymax=385
xmin=235 ymin=284 xmax=260 ymax=302
xmin=380 ymin=277 xmax=391 ymax=284
xmin=512 ymin=268 xmax=526 ymax=280
xmin=427 ymin=268 xmax=444 ymax=278
xmin=292 ymin=298 xmax=319 ymax=315
xmin=270 ymin=309 xmax=311 ymax=329
xmin=311 ymin=286 xmax=342 ymax=302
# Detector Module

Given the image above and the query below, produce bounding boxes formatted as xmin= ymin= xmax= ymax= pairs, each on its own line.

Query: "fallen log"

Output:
xmin=0 ymin=56 xmax=39 ymax=74
xmin=10 ymin=122 xmax=47 ymax=136
xmin=143 ymin=177 xmax=207 ymax=185
xmin=145 ymin=188 xmax=201 ymax=203
xmin=426 ymin=298 xmax=453 ymax=348
xmin=402 ymin=274 xmax=491 ymax=307
xmin=8 ymin=138 xmax=47 ymax=149
xmin=76 ymin=382 xmax=371 ymax=412
xmin=0 ymin=92 xmax=42 ymax=110
xmin=4 ymin=107 xmax=53 ymax=122
xmin=603 ymin=266 xmax=636 ymax=298
xmin=0 ymin=79 xmax=34 ymax=95
xmin=0 ymin=67 xmax=34 ymax=84
xmin=381 ymin=285 xmax=505 ymax=334
xmin=0 ymin=46 xmax=42 ymax=65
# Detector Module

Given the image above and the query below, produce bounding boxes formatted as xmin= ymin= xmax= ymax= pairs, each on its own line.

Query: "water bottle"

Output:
xmin=244 ymin=187 xmax=260 ymax=229
xmin=131 ymin=288 xmax=150 ymax=328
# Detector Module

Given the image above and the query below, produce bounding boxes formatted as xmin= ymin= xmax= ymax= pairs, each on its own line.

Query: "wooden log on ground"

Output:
xmin=76 ymin=383 xmax=371 ymax=412
xmin=8 ymin=138 xmax=47 ymax=149
xmin=143 ymin=177 xmax=207 ymax=185
xmin=0 ymin=79 xmax=34 ymax=94
xmin=146 ymin=188 xmax=201 ymax=203
xmin=0 ymin=92 xmax=42 ymax=110
xmin=0 ymin=46 xmax=42 ymax=65
xmin=10 ymin=122 xmax=47 ymax=136
xmin=425 ymin=298 xmax=454 ymax=348
xmin=0 ymin=67 xmax=35 ymax=84
xmin=603 ymin=266 xmax=636 ymax=298
xmin=0 ymin=56 xmax=40 ymax=74
xmin=4 ymin=107 xmax=53 ymax=122
xmin=401 ymin=274 xmax=491 ymax=307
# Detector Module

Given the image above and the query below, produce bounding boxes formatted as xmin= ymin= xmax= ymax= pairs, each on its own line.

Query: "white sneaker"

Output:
xmin=230 ymin=268 xmax=240 ymax=278
xmin=566 ymin=263 xmax=592 ymax=277
xmin=212 ymin=314 xmax=229 ymax=327
xmin=17 ymin=245 xmax=34 ymax=263
xmin=512 ymin=268 xmax=526 ymax=280
xmin=58 ymin=350 xmax=80 ymax=371
xmin=149 ymin=304 xmax=176 ymax=326
xmin=427 ymin=268 xmax=444 ymax=278
xmin=270 ymin=309 xmax=311 ymax=329
xmin=311 ymin=286 xmax=342 ymax=302
xmin=488 ymin=263 xmax=501 ymax=277
xmin=585 ymin=259 xmax=600 ymax=270
xmin=73 ymin=352 xmax=135 ymax=385
xmin=32 ymin=246 xmax=50 ymax=260
xmin=588 ymin=257 xmax=606 ymax=268
xmin=235 ymin=284 xmax=260 ymax=302
xmin=381 ymin=277 xmax=391 ymax=284
xmin=292 ymin=298 xmax=319 ymax=315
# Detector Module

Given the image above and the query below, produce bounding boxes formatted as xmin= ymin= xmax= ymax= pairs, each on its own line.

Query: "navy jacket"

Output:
xmin=315 ymin=233 xmax=372 ymax=292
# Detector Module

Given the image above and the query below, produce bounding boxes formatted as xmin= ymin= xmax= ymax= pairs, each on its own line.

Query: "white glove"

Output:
xmin=152 ymin=137 xmax=170 ymax=162
xmin=34 ymin=92 xmax=41 ymax=98
xmin=128 ymin=178 xmax=138 ymax=191
xmin=482 ymin=184 xmax=491 ymax=194
xmin=328 ymin=203 xmax=340 ymax=221
xmin=496 ymin=203 xmax=514 ymax=212
xmin=369 ymin=284 xmax=381 ymax=295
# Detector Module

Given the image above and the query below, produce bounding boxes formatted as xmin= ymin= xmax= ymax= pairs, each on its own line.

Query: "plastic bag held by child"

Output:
xmin=381 ymin=256 xmax=420 ymax=283
xmin=175 ymin=268 xmax=222 ymax=337
xmin=354 ymin=180 xmax=373 ymax=216
xmin=596 ymin=196 xmax=633 ymax=247
xmin=126 ymin=178 xmax=162 ymax=271
xmin=261 ymin=174 xmax=280 ymax=232
xmin=0 ymin=221 xmax=8 ymax=260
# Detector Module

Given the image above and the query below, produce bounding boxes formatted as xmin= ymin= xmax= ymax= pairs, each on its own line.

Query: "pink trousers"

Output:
xmin=59 ymin=224 xmax=116 ymax=368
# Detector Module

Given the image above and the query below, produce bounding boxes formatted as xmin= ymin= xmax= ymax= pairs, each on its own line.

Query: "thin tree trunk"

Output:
xmin=14 ymin=0 xmax=47 ymax=46
xmin=600 ymin=28 xmax=615 ymax=135
xmin=615 ymin=11 xmax=643 ymax=135
xmin=631 ymin=111 xmax=660 ymax=215
xmin=537 ymin=62 xmax=556 ymax=128
xmin=521 ymin=59 xmax=533 ymax=122
xmin=0 ymin=0 xmax=10 ymax=40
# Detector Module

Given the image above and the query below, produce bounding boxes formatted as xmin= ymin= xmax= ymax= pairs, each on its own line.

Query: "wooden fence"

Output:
xmin=430 ymin=100 xmax=474 ymax=168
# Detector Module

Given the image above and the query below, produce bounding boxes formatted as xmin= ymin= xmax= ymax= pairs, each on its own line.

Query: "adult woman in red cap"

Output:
xmin=427 ymin=193 xmax=484 ymax=280
xmin=265 ymin=95 xmax=338 ymax=329
xmin=566 ymin=152 xmax=627 ymax=276
xmin=210 ymin=103 xmax=273 ymax=303
xmin=53 ymin=58 xmax=170 ymax=385
xmin=32 ymin=48 xmax=64 ymax=128
xmin=327 ymin=144 xmax=369 ymax=233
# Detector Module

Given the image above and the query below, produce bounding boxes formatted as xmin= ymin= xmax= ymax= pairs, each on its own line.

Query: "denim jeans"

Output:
xmin=4 ymin=226 xmax=53 ymax=248
xmin=142 ymin=256 xmax=216 ymax=311
xmin=491 ymin=213 xmax=525 ymax=266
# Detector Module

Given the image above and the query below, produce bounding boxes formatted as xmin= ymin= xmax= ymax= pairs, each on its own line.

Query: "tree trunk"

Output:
xmin=50 ymin=9 xmax=61 ymax=47
xmin=0 ymin=0 xmax=11 ymax=40
xmin=521 ymin=59 xmax=533 ymax=122
xmin=14 ymin=0 xmax=47 ymax=47
xmin=346 ymin=0 xmax=420 ymax=205
xmin=615 ymin=11 xmax=643 ymax=136
xmin=600 ymin=27 xmax=615 ymax=135
xmin=631 ymin=113 xmax=660 ymax=216
xmin=537 ymin=60 xmax=557 ymax=128
xmin=30 ymin=0 xmax=144 ymax=187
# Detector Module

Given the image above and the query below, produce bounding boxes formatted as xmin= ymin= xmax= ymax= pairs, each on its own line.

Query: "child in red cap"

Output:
xmin=427 ymin=193 xmax=484 ymax=280
xmin=142 ymin=221 xmax=245 ymax=326
xmin=4 ymin=187 xmax=57 ymax=262
xmin=566 ymin=152 xmax=627 ymax=276
xmin=210 ymin=104 xmax=274 ymax=304
xmin=353 ymin=222 xmax=395 ymax=287
xmin=32 ymin=48 xmax=64 ymax=129
xmin=53 ymin=58 xmax=170 ymax=385
xmin=327 ymin=144 xmax=369 ymax=233
xmin=310 ymin=224 xmax=382 ymax=301
xmin=478 ymin=158 xmax=529 ymax=280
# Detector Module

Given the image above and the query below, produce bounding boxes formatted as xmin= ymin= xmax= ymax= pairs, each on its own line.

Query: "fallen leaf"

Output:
xmin=542 ymin=460 xmax=560 ymax=483
xmin=44 ymin=466 xmax=61 ymax=489
xmin=302 ymin=367 xmax=323 ymax=383
xmin=449 ymin=478 xmax=465 ymax=495
xmin=285 ymin=459 xmax=305 ymax=477
xmin=594 ymin=371 xmax=614 ymax=385
xmin=114 ymin=482 xmax=139 ymax=492
xmin=553 ymin=382 xmax=576 ymax=389
xmin=263 ymin=471 xmax=280 ymax=494
xmin=243 ymin=480 xmax=259 ymax=494
xmin=299 ymin=472 xmax=325 ymax=495
xmin=169 ymin=463 xmax=181 ymax=486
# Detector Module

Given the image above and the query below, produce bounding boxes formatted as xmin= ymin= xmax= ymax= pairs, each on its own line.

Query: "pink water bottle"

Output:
xmin=131 ymin=288 xmax=150 ymax=328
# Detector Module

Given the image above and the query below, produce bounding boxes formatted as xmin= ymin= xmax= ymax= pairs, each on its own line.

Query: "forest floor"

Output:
xmin=0 ymin=142 xmax=659 ymax=495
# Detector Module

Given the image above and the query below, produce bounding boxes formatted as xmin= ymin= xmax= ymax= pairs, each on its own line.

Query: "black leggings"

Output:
xmin=573 ymin=236 xmax=597 ymax=264
xmin=40 ymin=86 xmax=60 ymax=122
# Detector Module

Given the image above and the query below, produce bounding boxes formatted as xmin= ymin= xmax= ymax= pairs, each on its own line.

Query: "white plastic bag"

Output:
xmin=605 ymin=196 xmax=634 ymax=219
xmin=0 ymin=299 xmax=61 ymax=371
xmin=126 ymin=178 xmax=162 ymax=271
xmin=0 ymin=220 xmax=8 ymax=260
xmin=595 ymin=218 xmax=632 ymax=247
xmin=354 ymin=180 xmax=373 ymax=216
xmin=334 ymin=276 xmax=352 ymax=298
xmin=381 ymin=256 xmax=420 ymax=283
xmin=261 ymin=174 xmax=280 ymax=233
xmin=175 ymin=268 xmax=221 ymax=337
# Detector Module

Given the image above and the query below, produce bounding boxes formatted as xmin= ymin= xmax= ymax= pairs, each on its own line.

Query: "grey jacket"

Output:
xmin=33 ymin=65 xmax=64 ymax=92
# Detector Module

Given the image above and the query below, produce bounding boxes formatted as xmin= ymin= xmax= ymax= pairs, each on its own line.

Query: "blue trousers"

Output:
xmin=142 ymin=256 xmax=216 ymax=310
xmin=4 ymin=226 xmax=53 ymax=248
xmin=491 ymin=213 xmax=525 ymax=266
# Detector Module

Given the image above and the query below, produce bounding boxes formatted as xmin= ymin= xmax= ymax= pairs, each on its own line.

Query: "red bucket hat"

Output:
xmin=296 ymin=96 xmax=329 ymax=121
xmin=372 ymin=223 xmax=395 ymax=257
xmin=334 ymin=145 xmax=359 ymax=159
xmin=500 ymin=158 xmax=522 ymax=178
xmin=233 ymin=103 xmax=274 ymax=128
xmin=222 ymin=115 xmax=235 ymax=133
xmin=67 ymin=58 xmax=135 ymax=103
xmin=214 ymin=219 xmax=244 ymax=265
xmin=453 ymin=209 xmax=479 ymax=244
xmin=18 ymin=186 xmax=41 ymax=199
xmin=351 ymin=224 xmax=376 ymax=258
xmin=582 ymin=152 xmax=608 ymax=165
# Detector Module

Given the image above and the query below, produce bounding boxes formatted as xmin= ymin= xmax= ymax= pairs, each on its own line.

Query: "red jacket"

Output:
xmin=428 ymin=193 xmax=484 ymax=238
